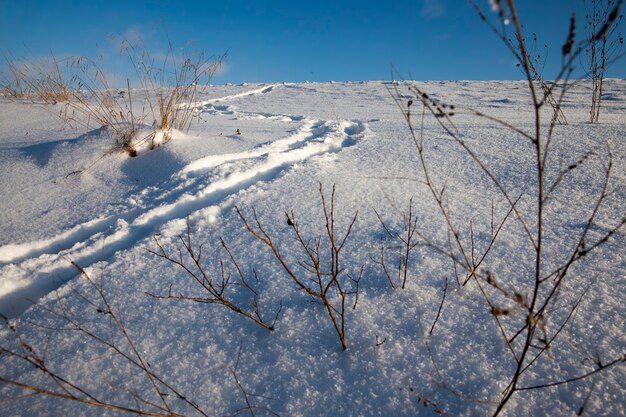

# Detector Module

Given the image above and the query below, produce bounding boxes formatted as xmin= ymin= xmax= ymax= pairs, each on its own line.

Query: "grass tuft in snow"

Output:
xmin=65 ymin=39 xmax=225 ymax=156
xmin=2 ymin=39 xmax=225 ymax=157
xmin=0 ymin=51 xmax=72 ymax=104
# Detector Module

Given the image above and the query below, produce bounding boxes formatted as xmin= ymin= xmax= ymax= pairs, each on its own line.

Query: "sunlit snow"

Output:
xmin=0 ymin=80 xmax=624 ymax=416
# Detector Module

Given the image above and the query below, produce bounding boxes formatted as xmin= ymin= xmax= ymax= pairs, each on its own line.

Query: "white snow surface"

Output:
xmin=0 ymin=80 xmax=624 ymax=416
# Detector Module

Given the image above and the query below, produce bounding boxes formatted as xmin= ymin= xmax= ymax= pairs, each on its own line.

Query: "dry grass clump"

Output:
xmin=2 ymin=39 xmax=225 ymax=156
xmin=1 ymin=51 xmax=72 ymax=103
xmin=63 ymin=39 xmax=225 ymax=156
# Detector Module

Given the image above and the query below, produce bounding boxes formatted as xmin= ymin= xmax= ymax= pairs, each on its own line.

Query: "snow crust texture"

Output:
xmin=0 ymin=80 xmax=624 ymax=416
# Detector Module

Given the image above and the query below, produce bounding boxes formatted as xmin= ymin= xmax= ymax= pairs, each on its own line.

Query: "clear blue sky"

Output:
xmin=1 ymin=0 xmax=624 ymax=84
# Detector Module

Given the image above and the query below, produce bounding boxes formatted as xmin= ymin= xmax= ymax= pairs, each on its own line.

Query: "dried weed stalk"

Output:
xmin=471 ymin=2 xmax=569 ymax=125
xmin=226 ymin=339 xmax=281 ymax=417
xmin=373 ymin=198 xmax=419 ymax=290
xmin=389 ymin=0 xmax=625 ymax=415
xmin=583 ymin=0 xmax=624 ymax=122
xmin=236 ymin=183 xmax=363 ymax=350
xmin=0 ymin=260 xmax=209 ymax=417
xmin=147 ymin=219 xmax=282 ymax=331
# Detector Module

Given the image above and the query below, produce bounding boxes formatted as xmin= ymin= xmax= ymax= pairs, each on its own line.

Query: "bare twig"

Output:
xmin=147 ymin=218 xmax=281 ymax=331
xmin=0 ymin=259 xmax=210 ymax=417
xmin=237 ymin=183 xmax=362 ymax=350
xmin=390 ymin=1 xmax=625 ymax=416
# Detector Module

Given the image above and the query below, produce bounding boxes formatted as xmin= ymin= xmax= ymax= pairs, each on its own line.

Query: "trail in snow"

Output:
xmin=0 ymin=85 xmax=369 ymax=317
xmin=199 ymin=84 xmax=277 ymax=104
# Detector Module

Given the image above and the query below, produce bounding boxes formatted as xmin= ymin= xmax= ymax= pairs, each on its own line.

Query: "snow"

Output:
xmin=0 ymin=80 xmax=625 ymax=416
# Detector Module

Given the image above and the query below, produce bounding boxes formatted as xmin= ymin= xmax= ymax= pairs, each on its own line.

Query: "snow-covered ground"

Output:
xmin=0 ymin=80 xmax=624 ymax=416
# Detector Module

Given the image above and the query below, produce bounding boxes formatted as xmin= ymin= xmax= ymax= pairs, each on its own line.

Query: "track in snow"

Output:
xmin=0 ymin=85 xmax=369 ymax=317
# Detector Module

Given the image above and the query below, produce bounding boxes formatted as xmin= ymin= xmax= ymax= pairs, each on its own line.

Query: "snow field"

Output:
xmin=0 ymin=80 xmax=624 ymax=416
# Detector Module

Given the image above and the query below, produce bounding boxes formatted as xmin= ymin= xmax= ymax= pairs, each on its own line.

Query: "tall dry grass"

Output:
xmin=64 ymin=39 xmax=225 ymax=156
xmin=1 ymin=51 xmax=72 ymax=103
xmin=2 ymin=39 xmax=225 ymax=156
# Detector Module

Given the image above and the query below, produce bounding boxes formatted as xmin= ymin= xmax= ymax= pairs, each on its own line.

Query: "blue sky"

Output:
xmin=1 ymin=0 xmax=624 ymax=85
